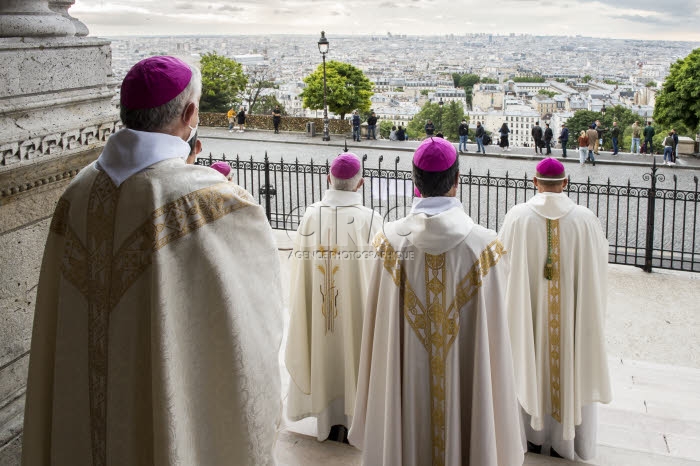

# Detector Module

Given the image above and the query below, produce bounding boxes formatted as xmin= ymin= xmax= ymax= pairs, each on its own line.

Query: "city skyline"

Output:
xmin=73 ymin=0 xmax=700 ymax=42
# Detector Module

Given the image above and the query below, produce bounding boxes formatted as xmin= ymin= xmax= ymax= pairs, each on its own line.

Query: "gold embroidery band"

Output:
xmin=318 ymin=231 xmax=340 ymax=334
xmin=373 ymin=232 xmax=402 ymax=286
xmin=55 ymin=176 xmax=255 ymax=466
xmin=86 ymin=171 xmax=120 ymax=466
xmin=400 ymin=239 xmax=505 ymax=465
xmin=547 ymin=220 xmax=562 ymax=423
xmin=110 ymin=182 xmax=252 ymax=308
xmin=49 ymin=197 xmax=70 ymax=235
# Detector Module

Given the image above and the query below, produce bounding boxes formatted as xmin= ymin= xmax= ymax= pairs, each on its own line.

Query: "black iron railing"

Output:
xmin=196 ymin=153 xmax=699 ymax=273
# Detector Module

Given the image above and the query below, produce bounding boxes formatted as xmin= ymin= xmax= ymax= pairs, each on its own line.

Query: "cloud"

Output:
xmin=70 ymin=0 xmax=700 ymax=40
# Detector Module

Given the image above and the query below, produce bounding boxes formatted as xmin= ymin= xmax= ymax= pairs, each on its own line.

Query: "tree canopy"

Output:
xmin=654 ymin=48 xmax=700 ymax=132
xmin=300 ymin=61 xmax=373 ymax=120
xmin=199 ymin=53 xmax=248 ymax=113
xmin=406 ymin=101 xmax=466 ymax=141
xmin=563 ymin=106 xmax=646 ymax=148
xmin=242 ymin=65 xmax=276 ymax=114
xmin=450 ymin=73 xmax=481 ymax=108
xmin=512 ymin=76 xmax=545 ymax=83
xmin=251 ymin=95 xmax=286 ymax=115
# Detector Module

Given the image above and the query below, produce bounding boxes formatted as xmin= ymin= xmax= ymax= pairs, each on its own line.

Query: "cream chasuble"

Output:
xmin=348 ymin=201 xmax=524 ymax=466
xmin=285 ymin=189 xmax=382 ymax=440
xmin=499 ymin=192 xmax=612 ymax=460
xmin=22 ymin=158 xmax=283 ymax=466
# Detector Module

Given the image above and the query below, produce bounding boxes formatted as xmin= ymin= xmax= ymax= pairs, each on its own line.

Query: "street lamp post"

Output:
xmin=601 ymin=104 xmax=606 ymax=116
xmin=318 ymin=31 xmax=330 ymax=141
xmin=438 ymin=98 xmax=444 ymax=134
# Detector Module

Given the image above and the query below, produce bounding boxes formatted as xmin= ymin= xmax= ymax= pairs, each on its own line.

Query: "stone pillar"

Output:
xmin=49 ymin=0 xmax=89 ymax=37
xmin=0 ymin=1 xmax=118 ymax=461
xmin=0 ymin=0 xmax=75 ymax=37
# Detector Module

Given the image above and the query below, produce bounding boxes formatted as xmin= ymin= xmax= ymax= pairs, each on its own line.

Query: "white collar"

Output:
xmin=526 ymin=192 xmax=577 ymax=220
xmin=410 ymin=196 xmax=463 ymax=216
xmin=96 ymin=128 xmax=191 ymax=186
xmin=322 ymin=189 xmax=363 ymax=207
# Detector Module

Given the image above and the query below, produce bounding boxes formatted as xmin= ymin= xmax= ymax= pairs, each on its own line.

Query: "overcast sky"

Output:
xmin=72 ymin=0 xmax=700 ymax=42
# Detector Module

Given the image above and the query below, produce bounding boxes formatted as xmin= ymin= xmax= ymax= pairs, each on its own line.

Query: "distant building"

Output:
xmin=468 ymin=104 xmax=540 ymax=147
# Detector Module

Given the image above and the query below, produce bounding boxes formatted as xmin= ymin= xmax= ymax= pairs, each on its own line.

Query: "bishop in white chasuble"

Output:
xmin=348 ymin=137 xmax=524 ymax=466
xmin=499 ymin=158 xmax=612 ymax=461
xmin=22 ymin=56 xmax=283 ymax=466
xmin=285 ymin=153 xmax=383 ymax=440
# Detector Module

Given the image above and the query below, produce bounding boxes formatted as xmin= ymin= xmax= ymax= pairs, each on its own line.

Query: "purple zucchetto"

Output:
xmin=211 ymin=161 xmax=232 ymax=178
xmin=535 ymin=157 xmax=566 ymax=181
xmin=413 ymin=137 xmax=458 ymax=172
xmin=121 ymin=56 xmax=193 ymax=110
xmin=330 ymin=153 xmax=361 ymax=179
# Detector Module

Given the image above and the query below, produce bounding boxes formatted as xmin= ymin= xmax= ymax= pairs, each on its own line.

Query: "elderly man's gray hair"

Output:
xmin=330 ymin=172 xmax=362 ymax=191
xmin=120 ymin=65 xmax=202 ymax=132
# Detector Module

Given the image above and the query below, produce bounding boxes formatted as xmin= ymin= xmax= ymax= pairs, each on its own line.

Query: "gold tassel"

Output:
xmin=544 ymin=260 xmax=553 ymax=280
xmin=544 ymin=218 xmax=553 ymax=280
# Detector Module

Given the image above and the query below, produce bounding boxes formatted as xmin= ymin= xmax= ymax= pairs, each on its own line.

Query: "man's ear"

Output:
xmin=182 ymin=101 xmax=197 ymax=125
xmin=454 ymin=171 xmax=460 ymax=187
xmin=562 ymin=178 xmax=568 ymax=189
xmin=355 ymin=178 xmax=364 ymax=191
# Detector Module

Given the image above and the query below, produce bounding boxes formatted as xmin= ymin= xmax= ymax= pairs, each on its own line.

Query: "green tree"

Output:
xmin=300 ymin=61 xmax=373 ymax=120
xmin=538 ymin=90 xmax=557 ymax=98
xmin=459 ymin=73 xmax=480 ymax=89
xmin=452 ymin=72 xmax=462 ymax=87
xmin=582 ymin=75 xmax=593 ymax=83
xmin=200 ymin=53 xmax=248 ymax=113
xmin=481 ymin=77 xmax=498 ymax=84
xmin=645 ymin=81 xmax=657 ymax=88
xmin=420 ymin=89 xmax=430 ymax=96
xmin=654 ymin=48 xmax=700 ymax=132
xmin=562 ymin=110 xmax=602 ymax=149
xmin=406 ymin=101 xmax=465 ymax=141
xmin=241 ymin=65 xmax=276 ymax=113
xmin=251 ymin=95 xmax=286 ymax=115
xmin=513 ymin=76 xmax=545 ymax=83
xmin=555 ymin=78 xmax=566 ymax=83
xmin=459 ymin=74 xmax=481 ymax=108
xmin=379 ymin=120 xmax=394 ymax=139
xmin=563 ymin=106 xmax=645 ymax=149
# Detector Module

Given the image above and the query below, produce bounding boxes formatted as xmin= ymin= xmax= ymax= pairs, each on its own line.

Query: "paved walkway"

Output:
xmin=272 ymin=231 xmax=700 ymax=465
xmin=198 ymin=127 xmax=700 ymax=171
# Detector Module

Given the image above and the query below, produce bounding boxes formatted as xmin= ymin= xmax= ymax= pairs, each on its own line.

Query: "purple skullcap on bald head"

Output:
xmin=413 ymin=137 xmax=458 ymax=172
xmin=121 ymin=56 xmax=193 ymax=110
xmin=330 ymin=153 xmax=361 ymax=179
xmin=535 ymin=157 xmax=566 ymax=180
xmin=210 ymin=161 xmax=232 ymax=178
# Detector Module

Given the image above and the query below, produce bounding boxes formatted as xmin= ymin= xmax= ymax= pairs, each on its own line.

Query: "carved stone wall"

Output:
xmin=0 ymin=2 xmax=118 ymax=462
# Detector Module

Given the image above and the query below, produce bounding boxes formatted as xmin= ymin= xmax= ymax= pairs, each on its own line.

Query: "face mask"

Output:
xmin=187 ymin=122 xmax=198 ymax=143
xmin=186 ymin=105 xmax=199 ymax=143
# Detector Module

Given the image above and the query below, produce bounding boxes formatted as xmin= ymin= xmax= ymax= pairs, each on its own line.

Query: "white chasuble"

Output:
xmin=22 ymin=159 xmax=283 ymax=466
xmin=348 ymin=204 xmax=525 ymax=466
xmin=499 ymin=192 xmax=612 ymax=460
xmin=285 ymin=189 xmax=383 ymax=440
